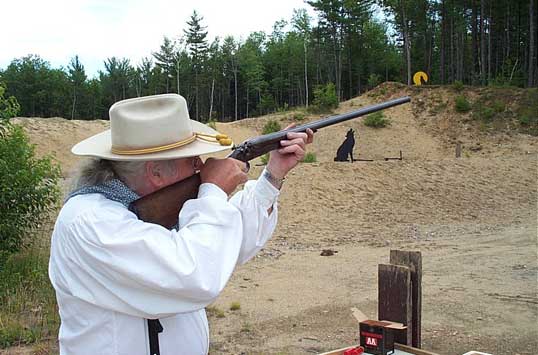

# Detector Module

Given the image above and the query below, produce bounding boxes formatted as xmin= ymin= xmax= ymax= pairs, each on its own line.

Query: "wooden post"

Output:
xmin=390 ymin=250 xmax=422 ymax=348
xmin=455 ymin=142 xmax=462 ymax=158
xmin=378 ymin=264 xmax=412 ymax=345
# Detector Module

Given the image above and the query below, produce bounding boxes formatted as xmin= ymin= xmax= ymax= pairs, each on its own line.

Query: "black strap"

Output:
xmin=147 ymin=319 xmax=163 ymax=355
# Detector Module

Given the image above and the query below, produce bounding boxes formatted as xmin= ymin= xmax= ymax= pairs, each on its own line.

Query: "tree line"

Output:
xmin=0 ymin=0 xmax=536 ymax=121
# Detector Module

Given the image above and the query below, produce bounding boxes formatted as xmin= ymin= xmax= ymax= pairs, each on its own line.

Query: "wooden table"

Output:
xmin=318 ymin=343 xmax=439 ymax=355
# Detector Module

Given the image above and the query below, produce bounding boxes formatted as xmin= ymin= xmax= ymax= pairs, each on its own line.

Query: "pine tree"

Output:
xmin=184 ymin=10 xmax=209 ymax=121
xmin=68 ymin=55 xmax=87 ymax=119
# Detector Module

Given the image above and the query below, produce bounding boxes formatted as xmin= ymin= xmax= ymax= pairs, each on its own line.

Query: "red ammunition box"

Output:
xmin=359 ymin=320 xmax=395 ymax=355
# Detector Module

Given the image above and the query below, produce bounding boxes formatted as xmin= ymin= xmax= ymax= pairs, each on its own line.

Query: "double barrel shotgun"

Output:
xmin=130 ymin=96 xmax=411 ymax=229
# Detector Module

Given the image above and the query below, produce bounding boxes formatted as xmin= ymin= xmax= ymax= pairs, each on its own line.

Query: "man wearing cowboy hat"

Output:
xmin=48 ymin=94 xmax=313 ymax=355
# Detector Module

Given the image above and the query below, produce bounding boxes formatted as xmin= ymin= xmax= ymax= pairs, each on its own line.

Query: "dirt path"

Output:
xmin=207 ymin=155 xmax=537 ymax=355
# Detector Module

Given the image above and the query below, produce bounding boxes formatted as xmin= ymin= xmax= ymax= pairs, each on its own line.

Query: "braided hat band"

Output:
xmin=111 ymin=132 xmax=233 ymax=155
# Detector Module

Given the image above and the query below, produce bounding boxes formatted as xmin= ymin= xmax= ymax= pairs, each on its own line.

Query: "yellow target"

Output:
xmin=413 ymin=71 xmax=429 ymax=85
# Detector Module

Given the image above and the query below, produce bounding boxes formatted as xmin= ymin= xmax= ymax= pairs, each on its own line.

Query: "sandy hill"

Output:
xmin=12 ymin=82 xmax=537 ymax=175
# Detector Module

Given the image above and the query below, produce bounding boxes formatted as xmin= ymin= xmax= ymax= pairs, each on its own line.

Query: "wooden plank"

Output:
xmin=390 ymin=250 xmax=422 ymax=348
xmin=378 ymin=264 xmax=412 ymax=345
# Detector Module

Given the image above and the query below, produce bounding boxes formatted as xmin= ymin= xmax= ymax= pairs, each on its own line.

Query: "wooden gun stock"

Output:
xmin=130 ymin=173 xmax=201 ymax=229
xmin=131 ymin=96 xmax=411 ymax=228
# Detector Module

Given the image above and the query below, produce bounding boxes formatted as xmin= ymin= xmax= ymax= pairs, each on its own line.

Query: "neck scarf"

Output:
xmin=67 ymin=179 xmax=140 ymax=208
xmin=67 ymin=179 xmax=179 ymax=231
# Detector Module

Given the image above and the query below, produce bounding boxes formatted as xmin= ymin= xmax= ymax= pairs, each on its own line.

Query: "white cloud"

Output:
xmin=0 ymin=0 xmax=315 ymax=77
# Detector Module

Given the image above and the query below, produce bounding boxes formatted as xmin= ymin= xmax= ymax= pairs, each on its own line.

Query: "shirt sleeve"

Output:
xmin=50 ymin=189 xmax=244 ymax=319
xmin=228 ymin=168 xmax=280 ymax=264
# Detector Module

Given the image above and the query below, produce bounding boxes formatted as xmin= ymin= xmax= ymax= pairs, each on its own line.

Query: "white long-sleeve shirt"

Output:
xmin=49 ymin=176 xmax=279 ymax=355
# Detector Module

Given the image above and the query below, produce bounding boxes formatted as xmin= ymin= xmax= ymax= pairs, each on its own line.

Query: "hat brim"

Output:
xmin=72 ymin=120 xmax=232 ymax=161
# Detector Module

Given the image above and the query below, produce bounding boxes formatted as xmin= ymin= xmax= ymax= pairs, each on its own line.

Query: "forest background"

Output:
xmin=1 ymin=0 xmax=537 ymax=123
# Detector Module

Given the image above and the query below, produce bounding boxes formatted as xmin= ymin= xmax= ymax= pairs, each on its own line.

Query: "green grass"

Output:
xmin=292 ymin=112 xmax=306 ymax=121
xmin=206 ymin=305 xmax=225 ymax=318
xmin=0 ymin=223 xmax=59 ymax=349
xmin=229 ymin=302 xmax=241 ymax=311
xmin=517 ymin=88 xmax=538 ymax=135
xmin=492 ymin=100 xmax=506 ymax=113
xmin=454 ymin=95 xmax=471 ymax=113
xmin=472 ymin=104 xmax=495 ymax=122
xmin=363 ymin=112 xmax=390 ymax=128
xmin=262 ymin=120 xmax=281 ymax=135
xmin=260 ymin=153 xmax=269 ymax=165
xmin=452 ymin=80 xmax=464 ymax=92
xmin=301 ymin=152 xmax=317 ymax=163
xmin=240 ymin=322 xmax=252 ymax=333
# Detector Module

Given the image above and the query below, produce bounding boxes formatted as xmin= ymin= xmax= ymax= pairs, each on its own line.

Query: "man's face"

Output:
xmin=160 ymin=156 xmax=203 ymax=187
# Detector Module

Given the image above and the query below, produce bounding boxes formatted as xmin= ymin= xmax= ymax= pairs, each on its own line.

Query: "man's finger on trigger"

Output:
xmin=278 ymin=144 xmax=302 ymax=155
xmin=288 ymin=137 xmax=307 ymax=148
xmin=237 ymin=161 xmax=249 ymax=173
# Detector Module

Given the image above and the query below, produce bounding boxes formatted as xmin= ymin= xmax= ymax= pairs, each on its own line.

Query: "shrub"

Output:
xmin=302 ymin=152 xmax=317 ymax=163
xmin=454 ymin=95 xmax=471 ymax=112
xmin=310 ymin=83 xmax=338 ymax=113
xmin=492 ymin=100 xmax=505 ymax=113
xmin=0 ymin=83 xmax=21 ymax=119
xmin=292 ymin=112 xmax=306 ymax=121
xmin=262 ymin=119 xmax=281 ymax=135
xmin=206 ymin=305 xmax=225 ymax=318
xmin=472 ymin=102 xmax=495 ymax=122
xmin=230 ymin=302 xmax=241 ymax=311
xmin=277 ymin=102 xmax=289 ymax=113
xmin=452 ymin=80 xmax=464 ymax=92
xmin=363 ymin=112 xmax=390 ymax=128
xmin=0 ymin=120 xmax=61 ymax=255
xmin=367 ymin=74 xmax=381 ymax=89
xmin=516 ymin=89 xmax=538 ymax=135
xmin=481 ymin=107 xmax=495 ymax=121
xmin=518 ymin=114 xmax=531 ymax=126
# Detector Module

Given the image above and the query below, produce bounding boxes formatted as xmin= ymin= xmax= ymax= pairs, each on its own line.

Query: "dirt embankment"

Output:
xmin=9 ymin=83 xmax=538 ymax=355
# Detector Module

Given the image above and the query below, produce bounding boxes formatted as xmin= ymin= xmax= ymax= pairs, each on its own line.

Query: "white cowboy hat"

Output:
xmin=72 ymin=94 xmax=232 ymax=161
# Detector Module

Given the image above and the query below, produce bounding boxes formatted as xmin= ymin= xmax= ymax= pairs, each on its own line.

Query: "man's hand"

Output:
xmin=200 ymin=158 xmax=249 ymax=195
xmin=266 ymin=125 xmax=315 ymax=180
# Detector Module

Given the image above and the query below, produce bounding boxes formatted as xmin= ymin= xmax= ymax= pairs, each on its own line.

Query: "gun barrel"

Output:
xmin=293 ymin=96 xmax=410 ymax=133
xmin=229 ymin=96 xmax=411 ymax=162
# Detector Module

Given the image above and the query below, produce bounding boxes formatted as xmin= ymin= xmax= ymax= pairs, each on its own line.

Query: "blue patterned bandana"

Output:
xmin=67 ymin=179 xmax=179 ymax=230
xmin=67 ymin=179 xmax=140 ymax=208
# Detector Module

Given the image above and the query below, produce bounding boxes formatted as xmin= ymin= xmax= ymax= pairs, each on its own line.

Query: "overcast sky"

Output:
xmin=1 ymin=0 xmax=316 ymax=78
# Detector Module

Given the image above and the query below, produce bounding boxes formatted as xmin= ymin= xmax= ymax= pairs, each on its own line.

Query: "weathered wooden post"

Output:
xmin=378 ymin=250 xmax=422 ymax=348
xmin=390 ymin=250 xmax=422 ymax=348
xmin=378 ymin=264 xmax=412 ymax=346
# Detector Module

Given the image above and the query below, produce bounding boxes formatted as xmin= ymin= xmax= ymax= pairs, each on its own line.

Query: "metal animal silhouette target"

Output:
xmin=413 ymin=71 xmax=429 ymax=85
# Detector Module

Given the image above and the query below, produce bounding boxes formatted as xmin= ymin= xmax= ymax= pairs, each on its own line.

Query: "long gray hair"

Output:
xmin=69 ymin=159 xmax=146 ymax=192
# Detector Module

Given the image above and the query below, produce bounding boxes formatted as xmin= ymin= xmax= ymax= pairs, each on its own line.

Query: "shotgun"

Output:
xmin=130 ymin=96 xmax=411 ymax=228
